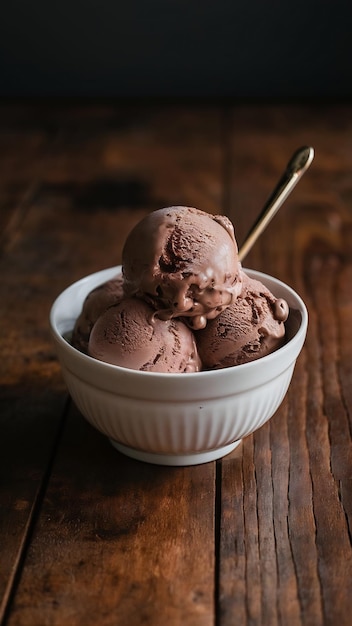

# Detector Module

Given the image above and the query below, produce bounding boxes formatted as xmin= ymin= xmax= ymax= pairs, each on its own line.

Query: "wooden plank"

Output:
xmin=218 ymin=105 xmax=352 ymax=625
xmin=2 ymin=104 xmax=223 ymax=625
xmin=0 ymin=109 xmax=70 ymax=622
xmin=0 ymin=104 xmax=55 ymax=249
xmin=7 ymin=406 xmax=215 ymax=626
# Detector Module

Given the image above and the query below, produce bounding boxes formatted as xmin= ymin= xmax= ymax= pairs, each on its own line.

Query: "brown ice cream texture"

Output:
xmin=88 ymin=297 xmax=201 ymax=373
xmin=122 ymin=206 xmax=243 ymax=330
xmin=72 ymin=273 xmax=124 ymax=353
xmin=196 ymin=271 xmax=289 ymax=369
xmin=72 ymin=206 xmax=289 ymax=373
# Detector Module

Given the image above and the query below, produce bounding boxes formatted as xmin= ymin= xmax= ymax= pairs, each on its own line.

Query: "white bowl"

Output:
xmin=50 ymin=266 xmax=308 ymax=466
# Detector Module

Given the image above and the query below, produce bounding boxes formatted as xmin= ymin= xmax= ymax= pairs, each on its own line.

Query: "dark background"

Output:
xmin=1 ymin=0 xmax=352 ymax=99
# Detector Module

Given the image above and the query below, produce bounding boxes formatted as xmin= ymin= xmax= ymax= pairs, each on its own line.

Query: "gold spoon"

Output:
xmin=238 ymin=146 xmax=314 ymax=262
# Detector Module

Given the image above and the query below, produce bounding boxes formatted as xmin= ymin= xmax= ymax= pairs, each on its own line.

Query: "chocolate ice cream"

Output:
xmin=88 ymin=297 xmax=201 ymax=373
xmin=72 ymin=273 xmax=124 ymax=353
xmin=122 ymin=206 xmax=243 ymax=330
xmin=72 ymin=206 xmax=289 ymax=373
xmin=196 ymin=272 xmax=289 ymax=369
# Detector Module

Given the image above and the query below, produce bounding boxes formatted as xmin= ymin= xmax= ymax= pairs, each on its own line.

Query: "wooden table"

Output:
xmin=1 ymin=101 xmax=352 ymax=626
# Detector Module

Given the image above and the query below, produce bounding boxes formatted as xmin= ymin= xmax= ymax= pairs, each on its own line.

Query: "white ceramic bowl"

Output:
xmin=50 ymin=266 xmax=308 ymax=466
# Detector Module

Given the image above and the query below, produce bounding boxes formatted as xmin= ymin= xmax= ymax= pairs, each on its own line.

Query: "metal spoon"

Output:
xmin=238 ymin=146 xmax=314 ymax=262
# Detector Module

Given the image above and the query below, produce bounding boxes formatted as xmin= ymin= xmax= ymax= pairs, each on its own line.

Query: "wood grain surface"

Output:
xmin=0 ymin=102 xmax=351 ymax=626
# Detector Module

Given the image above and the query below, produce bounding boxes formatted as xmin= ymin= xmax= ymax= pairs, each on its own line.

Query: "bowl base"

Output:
xmin=109 ymin=439 xmax=242 ymax=466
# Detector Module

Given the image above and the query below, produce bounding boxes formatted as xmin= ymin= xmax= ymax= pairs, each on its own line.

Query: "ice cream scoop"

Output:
xmin=88 ymin=296 xmax=201 ymax=373
xmin=122 ymin=206 xmax=243 ymax=330
xmin=196 ymin=272 xmax=289 ymax=369
xmin=72 ymin=273 xmax=124 ymax=353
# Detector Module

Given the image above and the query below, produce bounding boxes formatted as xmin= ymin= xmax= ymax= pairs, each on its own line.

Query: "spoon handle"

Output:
xmin=238 ymin=146 xmax=314 ymax=262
